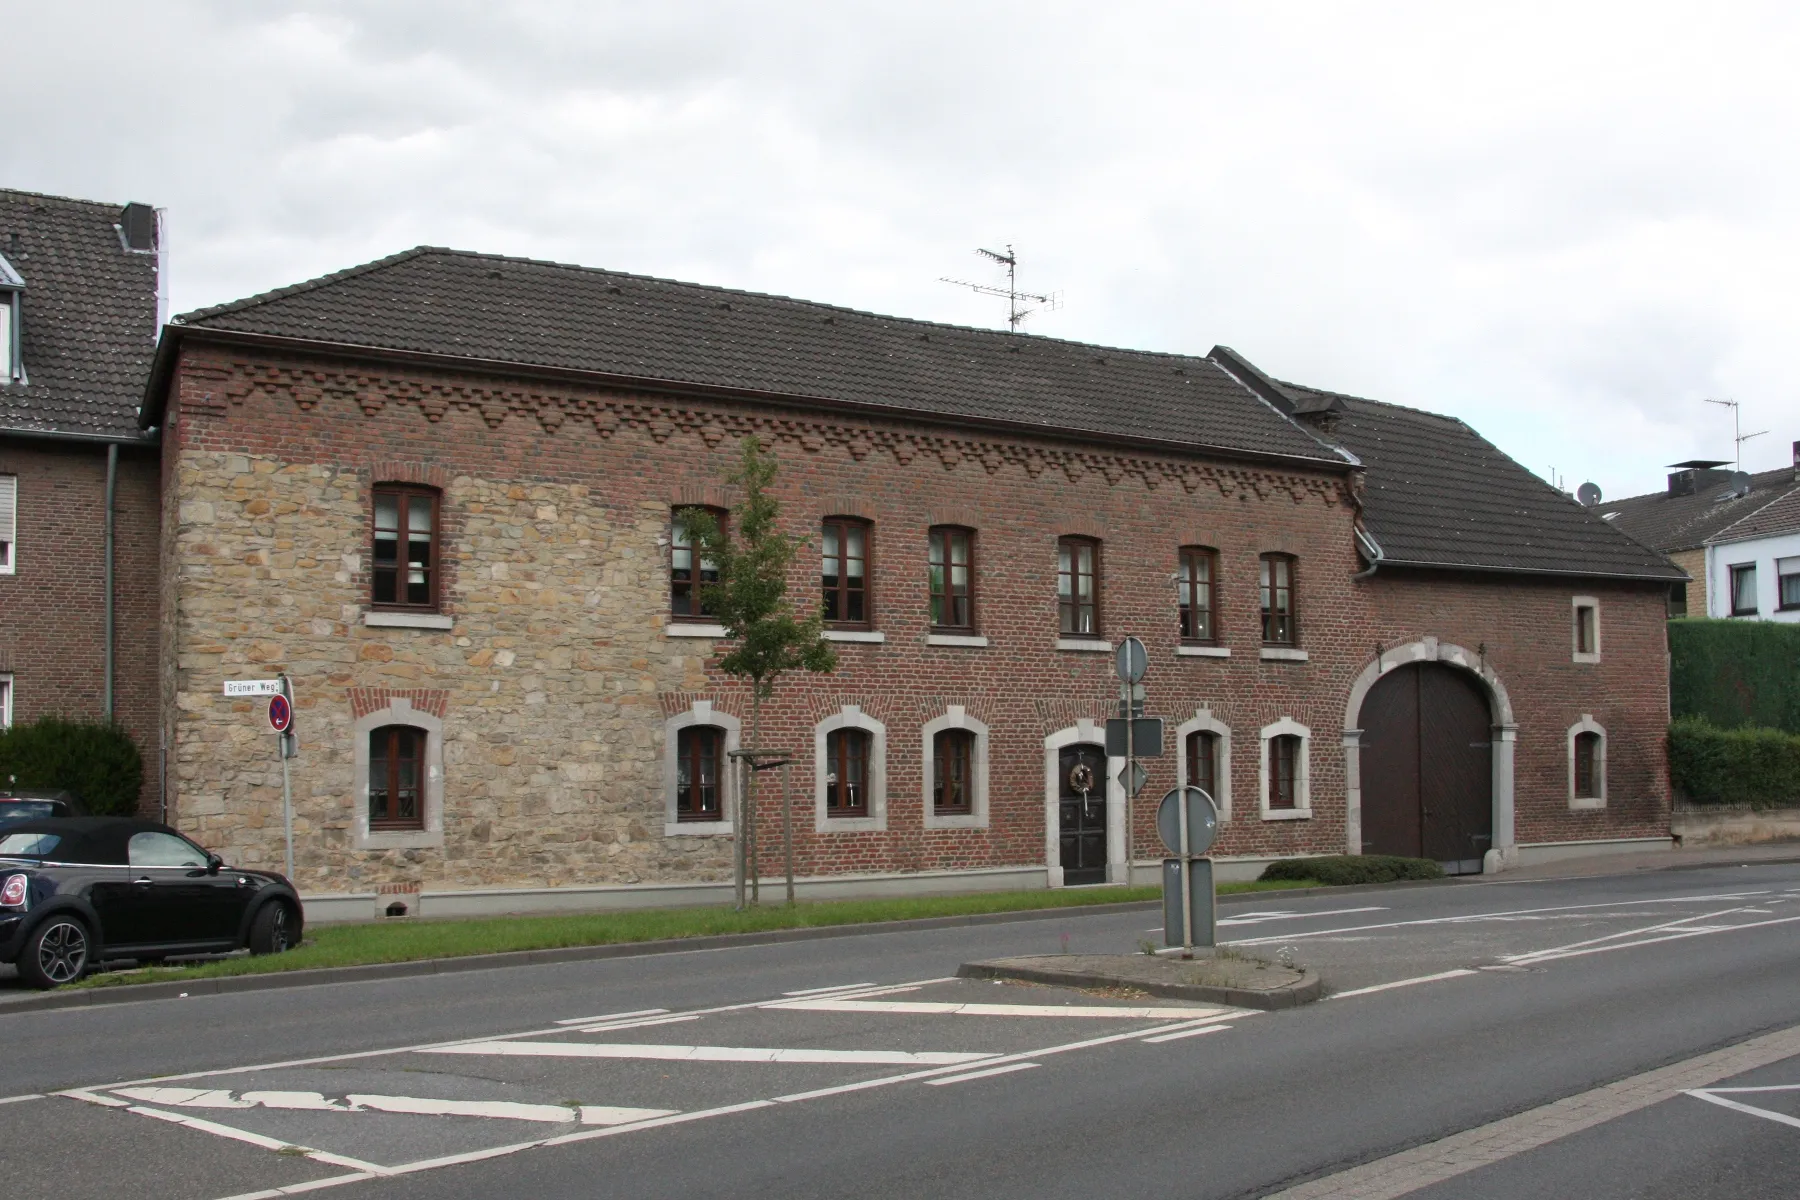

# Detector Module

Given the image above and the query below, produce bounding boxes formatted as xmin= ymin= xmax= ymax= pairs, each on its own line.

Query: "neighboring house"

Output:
xmin=1703 ymin=448 xmax=1800 ymax=623
xmin=138 ymin=248 xmax=1680 ymax=916
xmin=1598 ymin=450 xmax=1799 ymax=617
xmin=0 ymin=189 xmax=164 ymax=809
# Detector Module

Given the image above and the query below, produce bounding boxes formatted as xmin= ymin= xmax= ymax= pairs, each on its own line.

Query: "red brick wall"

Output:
xmin=0 ymin=438 xmax=163 ymax=811
xmin=164 ymin=342 xmax=1672 ymax=883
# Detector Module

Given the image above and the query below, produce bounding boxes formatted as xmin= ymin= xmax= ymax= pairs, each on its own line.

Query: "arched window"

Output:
xmin=675 ymin=726 xmax=725 ymax=821
xmin=1186 ymin=730 xmax=1219 ymax=801
xmin=671 ymin=506 xmax=725 ymax=620
xmin=1258 ymin=718 xmax=1311 ymax=820
xmin=825 ymin=728 xmax=871 ymax=816
xmin=372 ymin=485 xmax=439 ymax=610
xmin=933 ymin=729 xmax=976 ymax=815
xmin=1568 ymin=716 xmax=1607 ymax=809
xmin=1268 ymin=736 xmax=1300 ymax=810
xmin=1178 ymin=547 xmax=1217 ymax=643
xmin=369 ymin=725 xmax=426 ymax=830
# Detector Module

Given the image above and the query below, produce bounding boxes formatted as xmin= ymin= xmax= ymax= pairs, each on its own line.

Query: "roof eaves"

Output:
xmin=1705 ymin=484 xmax=1800 ymax=545
xmin=1372 ymin=555 xmax=1688 ymax=583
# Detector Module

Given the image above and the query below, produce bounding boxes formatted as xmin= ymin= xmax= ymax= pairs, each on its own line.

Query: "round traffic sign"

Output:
xmin=268 ymin=694 xmax=293 ymax=733
xmin=1156 ymin=786 xmax=1218 ymax=855
xmin=1115 ymin=635 xmax=1148 ymax=684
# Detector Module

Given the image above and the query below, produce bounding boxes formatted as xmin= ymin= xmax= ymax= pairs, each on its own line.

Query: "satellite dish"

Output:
xmin=1728 ymin=471 xmax=1752 ymax=498
xmin=1576 ymin=482 xmax=1602 ymax=507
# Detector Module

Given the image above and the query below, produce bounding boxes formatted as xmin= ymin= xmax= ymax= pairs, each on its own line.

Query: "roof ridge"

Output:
xmin=1604 ymin=464 xmax=1795 ymax=509
xmin=0 ymin=187 xmax=134 ymax=213
xmin=1709 ymin=481 xmax=1800 ymax=542
xmin=191 ymin=244 xmax=1220 ymax=364
xmin=178 ymin=246 xmax=437 ymax=324
xmin=1281 ymin=379 xmax=1473 ymax=427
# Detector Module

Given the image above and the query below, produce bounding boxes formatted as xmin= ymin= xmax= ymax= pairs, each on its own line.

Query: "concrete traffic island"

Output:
xmin=958 ymin=952 xmax=1324 ymax=1011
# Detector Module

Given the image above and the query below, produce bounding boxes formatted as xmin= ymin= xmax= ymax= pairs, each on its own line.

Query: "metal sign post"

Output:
xmin=1114 ymin=636 xmax=1147 ymax=884
xmin=270 ymin=674 xmax=297 ymax=882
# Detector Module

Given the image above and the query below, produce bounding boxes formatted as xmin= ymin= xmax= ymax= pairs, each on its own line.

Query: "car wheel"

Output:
xmin=248 ymin=902 xmax=295 ymax=955
xmin=20 ymin=917 xmax=91 ymax=989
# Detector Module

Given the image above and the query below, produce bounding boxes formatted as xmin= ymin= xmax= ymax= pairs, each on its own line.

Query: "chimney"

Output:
xmin=1793 ymin=439 xmax=1799 ymax=482
xmin=119 ymin=203 xmax=157 ymax=252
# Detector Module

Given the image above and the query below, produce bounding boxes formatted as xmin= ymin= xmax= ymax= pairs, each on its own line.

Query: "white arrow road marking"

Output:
xmin=765 ymin=1000 xmax=1226 ymax=1019
xmin=112 ymin=1087 xmax=676 ymax=1126
xmin=422 ymin=1041 xmax=995 ymax=1065
xmin=1687 ymin=1084 xmax=1800 ymax=1132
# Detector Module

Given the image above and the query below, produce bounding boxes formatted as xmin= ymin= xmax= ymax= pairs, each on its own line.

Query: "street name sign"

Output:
xmin=223 ymin=679 xmax=283 ymax=697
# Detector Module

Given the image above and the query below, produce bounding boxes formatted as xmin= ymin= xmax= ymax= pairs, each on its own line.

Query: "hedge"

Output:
xmin=1669 ymin=619 xmax=1800 ymax=734
xmin=0 ymin=716 xmax=144 ymax=816
xmin=1259 ymin=854 xmax=1445 ymax=886
xmin=1668 ymin=715 xmax=1800 ymax=809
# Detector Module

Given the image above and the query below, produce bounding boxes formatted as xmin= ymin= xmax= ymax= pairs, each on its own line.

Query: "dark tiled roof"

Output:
xmin=1598 ymin=466 xmax=1796 ymax=552
xmin=1280 ymin=382 xmax=1684 ymax=581
xmin=1708 ymin=483 xmax=1800 ymax=544
xmin=169 ymin=247 xmax=1343 ymax=466
xmin=0 ymin=189 xmax=160 ymax=440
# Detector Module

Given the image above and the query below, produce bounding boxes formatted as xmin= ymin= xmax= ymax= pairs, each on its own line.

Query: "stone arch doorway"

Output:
xmin=1344 ymin=639 xmax=1518 ymax=874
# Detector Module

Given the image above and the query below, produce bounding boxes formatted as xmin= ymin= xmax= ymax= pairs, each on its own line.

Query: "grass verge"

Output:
xmin=74 ymin=877 xmax=1322 ymax=989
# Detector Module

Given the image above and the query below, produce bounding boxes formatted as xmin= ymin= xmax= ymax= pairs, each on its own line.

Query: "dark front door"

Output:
xmin=1360 ymin=663 xmax=1493 ymax=873
xmin=1058 ymin=744 xmax=1109 ymax=885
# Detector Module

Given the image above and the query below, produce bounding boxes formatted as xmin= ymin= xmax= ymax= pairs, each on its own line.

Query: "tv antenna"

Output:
xmin=1704 ymin=398 xmax=1768 ymax=470
xmin=941 ymin=244 xmax=1061 ymax=332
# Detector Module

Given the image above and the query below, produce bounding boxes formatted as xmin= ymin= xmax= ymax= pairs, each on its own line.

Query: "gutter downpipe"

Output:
xmin=104 ymin=441 xmax=117 ymax=720
xmin=1352 ymin=527 xmax=1384 ymax=580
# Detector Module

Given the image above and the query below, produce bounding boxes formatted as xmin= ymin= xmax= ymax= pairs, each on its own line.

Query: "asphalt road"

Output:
xmin=3 ymin=863 xmax=1798 ymax=1199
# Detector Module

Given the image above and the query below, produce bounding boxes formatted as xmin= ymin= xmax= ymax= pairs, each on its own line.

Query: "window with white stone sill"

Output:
xmin=663 ymin=701 xmax=739 ymax=836
xmin=1568 ymin=716 xmax=1607 ymax=810
xmin=813 ymin=705 xmax=887 ymax=832
xmin=352 ymin=699 xmax=444 ymax=850
xmin=1257 ymin=718 xmax=1311 ymax=820
xmin=922 ymin=707 xmax=990 ymax=830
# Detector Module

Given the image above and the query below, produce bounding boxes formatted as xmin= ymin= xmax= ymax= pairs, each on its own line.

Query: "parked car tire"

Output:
xmin=248 ymin=901 xmax=296 ymax=955
xmin=20 ymin=915 xmax=91 ymax=989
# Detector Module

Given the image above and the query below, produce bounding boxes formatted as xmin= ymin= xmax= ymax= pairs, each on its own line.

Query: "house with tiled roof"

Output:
xmin=140 ymin=247 xmax=1681 ymax=916
xmin=1695 ymin=446 xmax=1800 ymax=622
xmin=0 ymin=188 xmax=165 ymax=807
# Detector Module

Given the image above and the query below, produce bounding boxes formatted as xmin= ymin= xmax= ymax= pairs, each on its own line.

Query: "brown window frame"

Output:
xmin=369 ymin=724 xmax=427 ymax=831
xmin=675 ymin=725 xmax=725 ymax=821
xmin=1268 ymin=734 xmax=1300 ymax=810
xmin=1260 ymin=553 xmax=1297 ymax=646
xmin=1058 ymin=536 xmax=1102 ymax=637
xmin=1186 ymin=729 xmax=1219 ymax=801
xmin=671 ymin=506 xmax=726 ymax=622
xmin=821 ymin=516 xmax=873 ymax=629
xmin=933 ymin=728 xmax=975 ymax=815
xmin=371 ymin=484 xmax=441 ymax=612
xmin=1573 ymin=731 xmax=1601 ymax=799
xmin=825 ymin=727 xmax=871 ymax=817
xmin=928 ymin=526 xmax=976 ymax=632
xmin=1178 ymin=546 xmax=1218 ymax=644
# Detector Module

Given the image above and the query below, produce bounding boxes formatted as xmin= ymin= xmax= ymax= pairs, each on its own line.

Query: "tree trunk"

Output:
xmin=747 ymin=690 xmax=762 ymax=906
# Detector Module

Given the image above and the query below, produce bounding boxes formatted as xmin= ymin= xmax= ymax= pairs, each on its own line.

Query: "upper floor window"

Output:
xmin=0 ymin=676 xmax=11 ymax=729
xmin=0 ymin=474 xmax=14 ymax=573
xmin=822 ymin=517 xmax=871 ymax=627
xmin=1730 ymin=563 xmax=1758 ymax=616
xmin=1260 ymin=554 xmax=1297 ymax=645
xmin=675 ymin=725 xmax=725 ymax=821
xmin=929 ymin=526 xmax=974 ymax=631
xmin=1058 ymin=537 xmax=1100 ymax=637
xmin=1186 ymin=729 xmax=1220 ymax=801
xmin=933 ymin=729 xmax=975 ymax=815
xmin=1778 ymin=557 xmax=1800 ymax=612
xmin=369 ymin=724 xmax=426 ymax=831
xmin=671 ymin=506 xmax=724 ymax=620
xmin=1178 ymin=547 xmax=1217 ymax=643
xmin=0 ymin=291 xmax=15 ymax=384
xmin=372 ymin=485 xmax=439 ymax=610
xmin=825 ymin=727 xmax=871 ymax=817
xmin=1573 ymin=597 xmax=1600 ymax=662
xmin=1573 ymin=731 xmax=1601 ymax=801
xmin=1268 ymin=734 xmax=1301 ymax=810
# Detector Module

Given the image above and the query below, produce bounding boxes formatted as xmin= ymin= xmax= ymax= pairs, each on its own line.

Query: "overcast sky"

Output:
xmin=8 ymin=2 xmax=1798 ymax=500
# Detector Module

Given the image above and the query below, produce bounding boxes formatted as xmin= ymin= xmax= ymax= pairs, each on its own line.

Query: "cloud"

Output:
xmin=6 ymin=0 xmax=1798 ymax=500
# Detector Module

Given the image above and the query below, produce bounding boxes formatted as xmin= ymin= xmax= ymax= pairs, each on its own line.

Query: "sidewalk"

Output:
xmin=1491 ymin=840 xmax=1800 ymax=883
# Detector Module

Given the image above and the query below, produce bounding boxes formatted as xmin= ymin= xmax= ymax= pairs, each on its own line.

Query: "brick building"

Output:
xmin=138 ymin=248 xmax=1683 ymax=917
xmin=0 ymin=189 xmax=164 ymax=808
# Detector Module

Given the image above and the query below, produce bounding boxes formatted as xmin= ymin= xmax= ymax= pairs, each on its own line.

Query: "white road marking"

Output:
xmin=1687 ymin=1089 xmax=1800 ymax=1130
xmin=1226 ymin=891 xmax=1774 ymax=947
xmin=113 ymin=1087 xmax=677 ymax=1126
xmin=555 ymin=1008 xmax=667 ymax=1025
xmin=571 ymin=1013 xmax=702 ymax=1033
xmin=1505 ymin=911 xmax=1800 ymax=966
xmin=1218 ymin=906 xmax=1388 ymax=927
xmin=766 ymin=999 xmax=1224 ymax=1019
xmin=1328 ymin=970 xmax=1479 ymax=1000
xmin=925 ymin=1062 xmax=1041 ymax=1086
xmin=423 ymin=1041 xmax=995 ymax=1065
xmin=1141 ymin=1024 xmax=1233 ymax=1044
xmin=780 ymin=982 xmax=877 ymax=996
xmin=125 ymin=1103 xmax=388 ymax=1175
xmin=0 ymin=1092 xmax=45 ymax=1105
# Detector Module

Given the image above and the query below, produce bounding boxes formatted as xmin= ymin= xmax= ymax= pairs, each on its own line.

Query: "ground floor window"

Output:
xmin=933 ymin=729 xmax=975 ymax=815
xmin=826 ymin=728 xmax=871 ymax=817
xmin=1186 ymin=730 xmax=1219 ymax=801
xmin=369 ymin=725 xmax=426 ymax=831
xmin=1568 ymin=716 xmax=1607 ymax=809
xmin=676 ymin=726 xmax=725 ymax=821
xmin=1268 ymin=735 xmax=1300 ymax=810
xmin=1258 ymin=718 xmax=1310 ymax=820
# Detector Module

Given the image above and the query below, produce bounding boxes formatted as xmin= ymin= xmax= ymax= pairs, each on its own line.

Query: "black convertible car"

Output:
xmin=0 ymin=817 xmax=303 ymax=988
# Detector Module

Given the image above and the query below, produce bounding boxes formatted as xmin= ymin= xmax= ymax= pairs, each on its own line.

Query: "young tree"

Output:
xmin=685 ymin=435 xmax=836 ymax=906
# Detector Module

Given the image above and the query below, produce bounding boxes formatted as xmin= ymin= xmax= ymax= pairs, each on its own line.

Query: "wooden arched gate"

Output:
xmin=1359 ymin=662 xmax=1493 ymax=874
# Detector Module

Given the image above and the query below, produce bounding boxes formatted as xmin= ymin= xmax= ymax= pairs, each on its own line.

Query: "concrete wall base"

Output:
xmin=1514 ymin=836 xmax=1673 ymax=866
xmin=1673 ymin=806 xmax=1800 ymax=848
